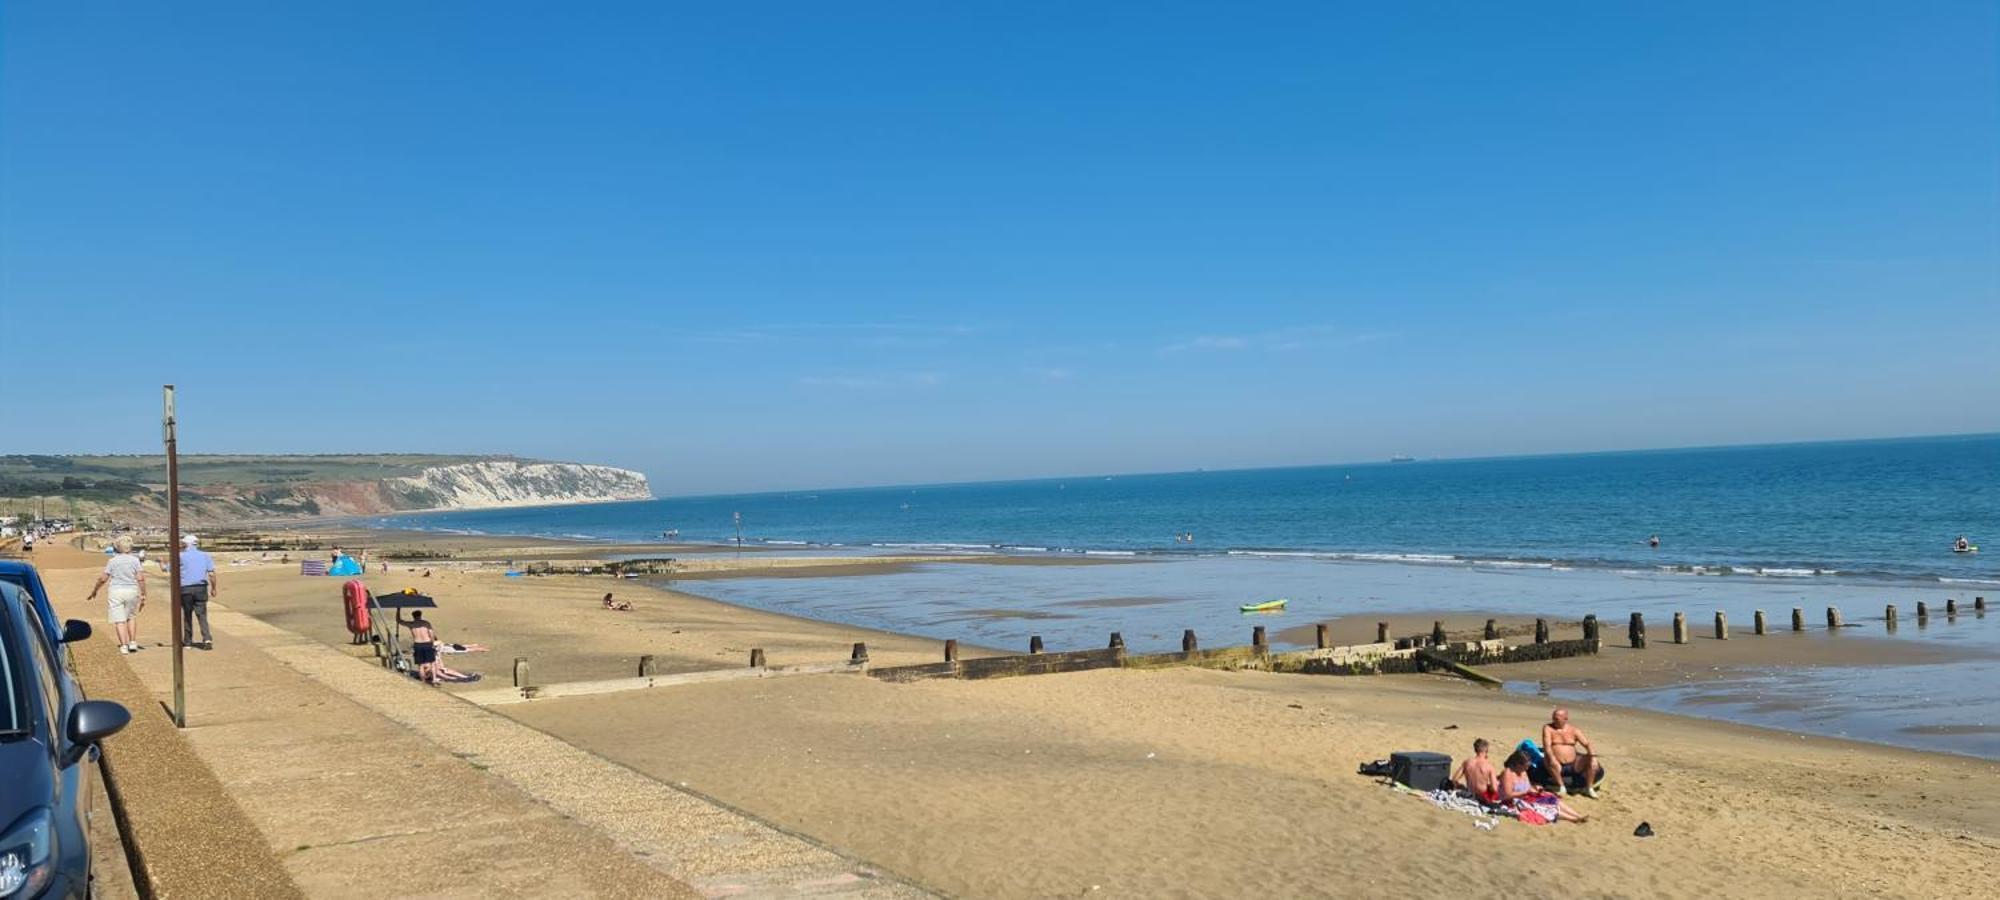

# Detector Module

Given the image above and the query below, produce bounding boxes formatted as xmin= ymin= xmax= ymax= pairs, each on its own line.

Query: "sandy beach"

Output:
xmin=46 ymin=528 xmax=2000 ymax=898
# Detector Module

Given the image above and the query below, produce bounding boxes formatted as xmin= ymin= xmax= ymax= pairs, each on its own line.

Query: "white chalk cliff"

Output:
xmin=386 ymin=460 xmax=653 ymax=510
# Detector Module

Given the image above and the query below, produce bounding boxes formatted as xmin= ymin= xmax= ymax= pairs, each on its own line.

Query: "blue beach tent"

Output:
xmin=327 ymin=554 xmax=363 ymax=576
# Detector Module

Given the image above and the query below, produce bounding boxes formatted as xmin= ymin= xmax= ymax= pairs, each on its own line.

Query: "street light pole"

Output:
xmin=163 ymin=385 xmax=185 ymax=728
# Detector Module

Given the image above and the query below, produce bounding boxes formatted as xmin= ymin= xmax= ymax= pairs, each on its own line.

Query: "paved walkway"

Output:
xmin=110 ymin=602 xmax=929 ymax=898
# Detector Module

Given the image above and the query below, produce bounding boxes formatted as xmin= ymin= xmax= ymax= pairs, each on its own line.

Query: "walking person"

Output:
xmin=86 ymin=535 xmax=148 ymax=653
xmin=178 ymin=534 xmax=219 ymax=650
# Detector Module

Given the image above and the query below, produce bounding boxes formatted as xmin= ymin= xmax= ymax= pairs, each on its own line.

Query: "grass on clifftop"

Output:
xmin=0 ymin=453 xmax=531 ymax=491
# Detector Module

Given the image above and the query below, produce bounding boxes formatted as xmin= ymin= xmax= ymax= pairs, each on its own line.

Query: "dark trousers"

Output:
xmin=180 ymin=583 xmax=212 ymax=644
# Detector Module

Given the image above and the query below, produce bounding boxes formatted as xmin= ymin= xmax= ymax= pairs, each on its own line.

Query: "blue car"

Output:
xmin=0 ymin=563 xmax=62 ymax=662
xmin=0 ymin=580 xmax=130 ymax=899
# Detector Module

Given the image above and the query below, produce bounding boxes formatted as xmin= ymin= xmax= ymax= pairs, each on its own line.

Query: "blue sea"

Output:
xmin=373 ymin=434 xmax=2000 ymax=757
xmin=383 ymin=434 xmax=1997 ymax=584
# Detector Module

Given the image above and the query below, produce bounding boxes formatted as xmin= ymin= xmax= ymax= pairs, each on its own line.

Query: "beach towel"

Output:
xmin=300 ymin=559 xmax=329 ymax=576
xmin=1513 ymin=792 xmax=1561 ymax=826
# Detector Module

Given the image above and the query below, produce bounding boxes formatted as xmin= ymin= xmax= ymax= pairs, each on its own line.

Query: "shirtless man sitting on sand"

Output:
xmin=1454 ymin=738 xmax=1500 ymax=804
xmin=1541 ymin=707 xmax=1602 ymax=797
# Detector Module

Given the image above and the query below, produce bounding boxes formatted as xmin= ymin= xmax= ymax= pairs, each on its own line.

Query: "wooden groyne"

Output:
xmin=475 ymin=595 xmax=1988 ymax=704
xmin=869 ymin=628 xmax=1601 ymax=684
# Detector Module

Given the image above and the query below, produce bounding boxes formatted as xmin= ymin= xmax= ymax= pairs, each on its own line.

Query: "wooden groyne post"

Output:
xmin=1977 ymin=596 xmax=1987 ymax=613
xmin=1182 ymin=630 xmax=1198 ymax=653
xmin=1917 ymin=601 xmax=1929 ymax=624
xmin=1029 ymin=635 xmax=1045 ymax=654
xmin=750 ymin=648 xmax=767 ymax=668
xmin=1754 ymin=610 xmax=1767 ymax=635
xmin=1791 ymin=608 xmax=1805 ymax=632
xmin=851 ymin=642 xmax=869 ymax=663
xmin=638 ymin=654 xmax=656 ymax=677
xmin=1484 ymin=619 xmax=1498 ymax=640
xmin=1629 ymin=612 xmax=1646 ymax=649
xmin=512 ymin=657 xmax=530 ymax=688
xmin=1582 ymin=614 xmax=1599 ymax=643
xmin=1946 ymin=598 xmax=1958 ymax=617
xmin=1108 ymin=632 xmax=1125 ymax=650
xmin=1826 ymin=607 xmax=1843 ymax=629
xmin=1431 ymin=621 xmax=1447 ymax=646
xmin=1376 ymin=622 xmax=1390 ymax=644
xmin=1252 ymin=626 xmax=1268 ymax=649
xmin=1534 ymin=618 xmax=1549 ymax=645
xmin=1316 ymin=624 xmax=1330 ymax=649
xmin=1885 ymin=605 xmax=1897 ymax=631
xmin=1714 ymin=611 xmax=1728 ymax=640
xmin=943 ymin=640 xmax=958 ymax=663
xmin=1672 ymin=612 xmax=1688 ymax=645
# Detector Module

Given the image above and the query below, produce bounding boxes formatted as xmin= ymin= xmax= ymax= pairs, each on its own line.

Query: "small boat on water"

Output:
xmin=1240 ymin=598 xmax=1288 ymax=613
xmin=1954 ymin=545 xmax=1979 ymax=554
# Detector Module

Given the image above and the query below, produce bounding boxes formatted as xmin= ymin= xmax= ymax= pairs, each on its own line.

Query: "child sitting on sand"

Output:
xmin=1454 ymin=738 xmax=1500 ymax=805
xmin=602 ymin=592 xmax=632 ymax=611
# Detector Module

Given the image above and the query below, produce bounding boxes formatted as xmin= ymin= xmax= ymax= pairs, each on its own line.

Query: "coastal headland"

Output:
xmin=31 ymin=524 xmax=1998 ymax=898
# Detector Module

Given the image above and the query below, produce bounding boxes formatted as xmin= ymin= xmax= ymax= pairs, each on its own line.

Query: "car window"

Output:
xmin=0 ymin=600 xmax=23 ymax=734
xmin=19 ymin=601 xmax=62 ymax=731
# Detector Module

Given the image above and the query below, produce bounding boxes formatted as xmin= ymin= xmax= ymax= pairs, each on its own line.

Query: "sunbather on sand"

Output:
xmin=1454 ymin=738 xmax=1500 ymax=804
xmin=1542 ymin=707 xmax=1603 ymax=796
xmin=1501 ymin=751 xmax=1587 ymax=824
xmin=602 ymin=592 xmax=632 ymax=611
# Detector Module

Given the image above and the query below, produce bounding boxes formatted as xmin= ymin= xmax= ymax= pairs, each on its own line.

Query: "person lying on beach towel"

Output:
xmin=1501 ymin=751 xmax=1587 ymax=824
xmin=432 ymin=664 xmax=482 ymax=683
xmin=602 ymin=592 xmax=632 ymax=611
xmin=438 ymin=642 xmax=489 ymax=653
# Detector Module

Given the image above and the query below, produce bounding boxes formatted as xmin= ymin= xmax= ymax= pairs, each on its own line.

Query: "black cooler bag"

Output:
xmin=1389 ymin=751 xmax=1451 ymax=791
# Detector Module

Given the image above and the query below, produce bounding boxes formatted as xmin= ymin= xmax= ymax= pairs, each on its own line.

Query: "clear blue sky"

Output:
xmin=3 ymin=2 xmax=1995 ymax=494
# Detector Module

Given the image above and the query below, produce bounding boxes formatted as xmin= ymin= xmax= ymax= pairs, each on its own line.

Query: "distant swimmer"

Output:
xmin=1647 ymin=535 xmax=1660 ymax=549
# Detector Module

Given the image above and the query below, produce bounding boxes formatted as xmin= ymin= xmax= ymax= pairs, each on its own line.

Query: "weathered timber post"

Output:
xmin=1754 ymin=610 xmax=1767 ymax=635
xmin=850 ymin=642 xmax=869 ymax=663
xmin=1826 ymin=607 xmax=1843 ymax=629
xmin=1629 ymin=613 xmax=1646 ymax=649
xmin=1946 ymin=598 xmax=1958 ymax=617
xmin=1917 ymin=601 xmax=1929 ymax=623
xmin=1484 ymin=619 xmax=1498 ymax=640
xmin=1108 ymin=632 xmax=1125 ymax=650
xmin=1431 ymin=621 xmax=1447 ymax=647
xmin=1714 ymin=611 xmax=1728 ymax=640
xmin=1792 ymin=608 xmax=1805 ymax=632
xmin=1182 ymin=629 xmax=1198 ymax=653
xmin=1534 ymin=618 xmax=1549 ymax=645
xmin=1029 ymin=635 xmax=1045 ymax=654
xmin=638 ymin=654 xmax=656 ymax=677
xmin=1672 ymin=612 xmax=1688 ymax=645
xmin=513 ymin=657 xmax=530 ymax=688
xmin=1376 ymin=622 xmax=1390 ymax=644
xmin=750 ymin=648 xmax=767 ymax=668
xmin=1315 ymin=624 xmax=1330 ymax=649
xmin=1583 ymin=614 xmax=1599 ymax=642
xmin=1252 ymin=625 xmax=1267 ymax=649
xmin=1976 ymin=596 xmax=1986 ymax=613
xmin=1885 ymin=605 xmax=1897 ymax=631
xmin=943 ymin=640 xmax=958 ymax=662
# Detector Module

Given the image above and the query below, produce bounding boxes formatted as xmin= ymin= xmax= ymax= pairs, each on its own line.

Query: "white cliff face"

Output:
xmin=388 ymin=460 xmax=652 ymax=510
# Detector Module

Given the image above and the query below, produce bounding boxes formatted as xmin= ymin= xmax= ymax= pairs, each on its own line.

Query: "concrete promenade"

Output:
xmin=41 ymin=547 xmax=929 ymax=899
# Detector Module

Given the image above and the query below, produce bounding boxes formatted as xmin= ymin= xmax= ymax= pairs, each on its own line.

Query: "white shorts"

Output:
xmin=107 ymin=585 xmax=141 ymax=624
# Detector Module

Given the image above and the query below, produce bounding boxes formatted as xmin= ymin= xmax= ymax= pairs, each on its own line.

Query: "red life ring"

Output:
xmin=343 ymin=579 xmax=372 ymax=635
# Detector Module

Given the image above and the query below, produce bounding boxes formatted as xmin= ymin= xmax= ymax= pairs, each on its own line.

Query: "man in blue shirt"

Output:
xmin=179 ymin=534 xmax=219 ymax=650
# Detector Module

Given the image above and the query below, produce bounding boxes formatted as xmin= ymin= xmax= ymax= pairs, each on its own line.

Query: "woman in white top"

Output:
xmin=87 ymin=535 xmax=148 ymax=653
